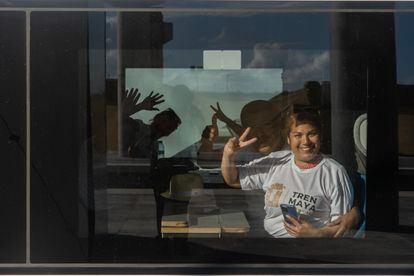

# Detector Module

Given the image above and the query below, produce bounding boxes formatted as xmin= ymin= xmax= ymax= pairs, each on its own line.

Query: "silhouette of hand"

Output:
xmin=223 ymin=127 xmax=257 ymax=157
xmin=201 ymin=114 xmax=219 ymax=143
xmin=138 ymin=91 xmax=165 ymax=111
xmin=123 ymin=88 xmax=141 ymax=116
xmin=123 ymin=89 xmax=165 ymax=116
xmin=210 ymin=102 xmax=230 ymax=123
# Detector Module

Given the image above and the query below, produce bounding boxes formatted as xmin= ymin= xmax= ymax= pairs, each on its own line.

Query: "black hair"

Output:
xmin=154 ymin=108 xmax=181 ymax=125
xmin=286 ymin=106 xmax=321 ymax=135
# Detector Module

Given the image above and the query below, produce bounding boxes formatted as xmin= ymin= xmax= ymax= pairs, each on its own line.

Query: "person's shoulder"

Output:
xmin=268 ymin=150 xmax=292 ymax=159
xmin=135 ymin=118 xmax=151 ymax=131
xmin=321 ymin=155 xmax=346 ymax=171
xmin=124 ymin=116 xmax=144 ymax=125
xmin=260 ymin=150 xmax=292 ymax=165
xmin=241 ymin=150 xmax=290 ymax=167
xmin=235 ymin=149 xmax=263 ymax=164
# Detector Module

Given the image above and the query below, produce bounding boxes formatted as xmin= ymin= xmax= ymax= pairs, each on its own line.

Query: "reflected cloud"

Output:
xmin=284 ymin=51 xmax=329 ymax=85
xmin=247 ymin=43 xmax=329 ymax=91
xmin=247 ymin=42 xmax=286 ymax=67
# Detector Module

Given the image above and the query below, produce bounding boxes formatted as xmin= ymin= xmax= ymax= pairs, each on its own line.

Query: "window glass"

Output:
xmin=30 ymin=11 xmax=90 ymax=261
xmin=0 ymin=11 xmax=26 ymax=262
xmin=1 ymin=2 xmax=413 ymax=270
xmin=99 ymin=11 xmax=364 ymax=260
xmin=395 ymin=12 xmax=414 ymax=227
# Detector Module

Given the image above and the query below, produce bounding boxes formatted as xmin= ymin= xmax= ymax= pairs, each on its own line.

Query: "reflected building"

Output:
xmin=114 ymin=12 xmax=173 ymax=153
xmin=121 ymin=12 xmax=173 ymax=69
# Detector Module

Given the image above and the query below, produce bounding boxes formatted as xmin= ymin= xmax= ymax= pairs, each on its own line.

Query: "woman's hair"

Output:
xmin=285 ymin=108 xmax=321 ymax=136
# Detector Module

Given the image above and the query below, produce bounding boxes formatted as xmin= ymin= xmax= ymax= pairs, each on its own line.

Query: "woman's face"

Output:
xmin=287 ymin=123 xmax=321 ymax=163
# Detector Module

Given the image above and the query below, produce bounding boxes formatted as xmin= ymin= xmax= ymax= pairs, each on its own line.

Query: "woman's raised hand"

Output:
xmin=223 ymin=127 xmax=257 ymax=157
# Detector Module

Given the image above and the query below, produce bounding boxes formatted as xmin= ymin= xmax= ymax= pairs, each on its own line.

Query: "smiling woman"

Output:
xmin=221 ymin=110 xmax=354 ymax=238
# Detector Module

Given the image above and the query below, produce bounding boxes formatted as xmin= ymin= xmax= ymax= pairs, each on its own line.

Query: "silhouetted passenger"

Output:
xmin=122 ymin=88 xmax=181 ymax=159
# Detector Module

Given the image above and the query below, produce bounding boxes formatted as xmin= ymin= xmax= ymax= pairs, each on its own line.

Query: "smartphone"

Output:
xmin=280 ymin=204 xmax=299 ymax=224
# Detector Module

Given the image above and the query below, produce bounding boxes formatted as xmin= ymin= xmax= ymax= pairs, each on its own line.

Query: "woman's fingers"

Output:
xmin=228 ymin=137 xmax=239 ymax=147
xmin=284 ymin=222 xmax=297 ymax=236
xmin=286 ymin=215 xmax=301 ymax=227
xmin=239 ymin=127 xmax=252 ymax=141
xmin=333 ymin=226 xmax=347 ymax=238
xmin=328 ymin=217 xmax=342 ymax=227
xmin=238 ymin=127 xmax=257 ymax=148
xmin=239 ymin=137 xmax=258 ymax=148
xmin=225 ymin=134 xmax=257 ymax=154
xmin=228 ymin=137 xmax=238 ymax=145
xmin=229 ymin=137 xmax=240 ymax=149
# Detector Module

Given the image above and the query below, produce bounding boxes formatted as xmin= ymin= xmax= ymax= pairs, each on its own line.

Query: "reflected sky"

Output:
xmin=106 ymin=11 xmax=414 ymax=86
xmin=395 ymin=13 xmax=414 ymax=84
xmin=163 ymin=12 xmax=330 ymax=92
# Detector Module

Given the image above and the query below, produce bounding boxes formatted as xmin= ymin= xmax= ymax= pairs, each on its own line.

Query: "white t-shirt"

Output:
xmin=238 ymin=150 xmax=354 ymax=238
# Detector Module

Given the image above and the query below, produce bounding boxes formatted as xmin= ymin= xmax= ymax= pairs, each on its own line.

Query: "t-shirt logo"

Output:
xmin=265 ymin=183 xmax=285 ymax=207
xmin=288 ymin=191 xmax=318 ymax=214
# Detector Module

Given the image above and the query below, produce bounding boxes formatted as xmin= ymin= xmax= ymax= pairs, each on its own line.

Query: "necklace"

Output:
xmin=295 ymin=155 xmax=323 ymax=170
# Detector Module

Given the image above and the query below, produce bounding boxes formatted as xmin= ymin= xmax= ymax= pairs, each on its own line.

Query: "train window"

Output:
xmin=0 ymin=1 xmax=413 ymax=274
